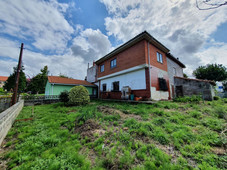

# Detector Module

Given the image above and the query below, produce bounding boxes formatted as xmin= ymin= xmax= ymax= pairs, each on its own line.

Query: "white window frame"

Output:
xmin=157 ymin=52 xmax=163 ymax=63
xmin=110 ymin=58 xmax=117 ymax=68
xmin=100 ymin=64 xmax=104 ymax=72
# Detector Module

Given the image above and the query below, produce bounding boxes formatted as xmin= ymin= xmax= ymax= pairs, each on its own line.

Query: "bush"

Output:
xmin=68 ymin=86 xmax=90 ymax=106
xmin=174 ymin=95 xmax=202 ymax=103
xmin=213 ymin=96 xmax=220 ymax=100
xmin=59 ymin=90 xmax=69 ymax=104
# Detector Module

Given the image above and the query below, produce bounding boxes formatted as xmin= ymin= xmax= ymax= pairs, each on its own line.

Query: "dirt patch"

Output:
xmin=211 ymin=147 xmax=226 ymax=155
xmin=75 ymin=119 xmax=105 ymax=141
xmin=67 ymin=109 xmax=76 ymax=114
xmin=97 ymin=106 xmax=142 ymax=121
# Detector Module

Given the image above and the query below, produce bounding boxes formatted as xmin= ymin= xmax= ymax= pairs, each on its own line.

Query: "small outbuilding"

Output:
xmin=174 ymin=77 xmax=215 ymax=101
xmin=45 ymin=76 xmax=97 ymax=97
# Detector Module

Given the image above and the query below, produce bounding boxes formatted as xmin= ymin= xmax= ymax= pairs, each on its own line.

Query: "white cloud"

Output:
xmin=71 ymin=28 xmax=112 ymax=62
xmin=100 ymin=0 xmax=227 ymax=76
xmin=0 ymin=27 xmax=112 ymax=79
xmin=0 ymin=0 xmax=74 ymax=52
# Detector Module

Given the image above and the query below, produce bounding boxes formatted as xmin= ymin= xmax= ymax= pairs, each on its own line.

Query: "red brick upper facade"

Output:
xmin=96 ymin=31 xmax=173 ymax=78
xmin=97 ymin=40 xmax=146 ymax=77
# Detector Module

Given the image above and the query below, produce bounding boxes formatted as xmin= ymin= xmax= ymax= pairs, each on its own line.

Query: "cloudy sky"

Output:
xmin=0 ymin=0 xmax=226 ymax=79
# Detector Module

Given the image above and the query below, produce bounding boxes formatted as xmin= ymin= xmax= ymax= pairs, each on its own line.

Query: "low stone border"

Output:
xmin=0 ymin=100 xmax=24 ymax=146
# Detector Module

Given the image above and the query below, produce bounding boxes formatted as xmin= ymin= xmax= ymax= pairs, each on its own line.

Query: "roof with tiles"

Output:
xmin=48 ymin=76 xmax=96 ymax=86
xmin=0 ymin=76 xmax=8 ymax=81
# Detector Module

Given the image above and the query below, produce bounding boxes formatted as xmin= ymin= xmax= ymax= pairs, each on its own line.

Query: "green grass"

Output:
xmin=0 ymin=99 xmax=226 ymax=169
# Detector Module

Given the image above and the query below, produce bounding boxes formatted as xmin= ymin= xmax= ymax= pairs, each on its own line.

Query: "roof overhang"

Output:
xmin=96 ymin=31 xmax=170 ymax=64
xmin=166 ymin=53 xmax=186 ymax=68
xmin=49 ymin=83 xmax=96 ymax=87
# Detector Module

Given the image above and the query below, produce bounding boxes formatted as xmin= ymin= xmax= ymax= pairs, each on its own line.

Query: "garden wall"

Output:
xmin=0 ymin=100 xmax=24 ymax=146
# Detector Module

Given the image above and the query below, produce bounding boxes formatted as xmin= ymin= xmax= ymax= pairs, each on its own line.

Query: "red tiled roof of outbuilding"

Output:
xmin=0 ymin=76 xmax=8 ymax=81
xmin=47 ymin=76 xmax=96 ymax=86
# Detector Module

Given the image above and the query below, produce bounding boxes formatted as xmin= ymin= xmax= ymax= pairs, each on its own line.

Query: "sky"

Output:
xmin=0 ymin=0 xmax=226 ymax=79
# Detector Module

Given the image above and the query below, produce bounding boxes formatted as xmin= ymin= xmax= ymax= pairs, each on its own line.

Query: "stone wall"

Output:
xmin=174 ymin=77 xmax=214 ymax=100
xmin=0 ymin=100 xmax=24 ymax=145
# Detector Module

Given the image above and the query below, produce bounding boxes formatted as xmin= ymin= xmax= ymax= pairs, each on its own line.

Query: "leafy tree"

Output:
xmin=59 ymin=73 xmax=69 ymax=78
xmin=193 ymin=64 xmax=227 ymax=82
xmin=223 ymin=81 xmax=227 ymax=92
xmin=4 ymin=65 xmax=26 ymax=92
xmin=183 ymin=73 xmax=188 ymax=78
xmin=27 ymin=66 xmax=49 ymax=94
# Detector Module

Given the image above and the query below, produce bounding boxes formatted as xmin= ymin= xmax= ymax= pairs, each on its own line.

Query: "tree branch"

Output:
xmin=196 ymin=0 xmax=227 ymax=10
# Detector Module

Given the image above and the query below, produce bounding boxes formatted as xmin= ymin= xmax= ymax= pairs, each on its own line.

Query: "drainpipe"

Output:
xmin=52 ymin=84 xmax=54 ymax=95
xmin=147 ymin=41 xmax=152 ymax=100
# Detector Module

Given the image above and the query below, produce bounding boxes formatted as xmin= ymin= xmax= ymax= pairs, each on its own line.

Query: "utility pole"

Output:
xmin=11 ymin=43 xmax=24 ymax=106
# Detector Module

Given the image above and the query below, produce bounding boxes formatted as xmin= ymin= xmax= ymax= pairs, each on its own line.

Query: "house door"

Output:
xmin=176 ymin=86 xmax=183 ymax=97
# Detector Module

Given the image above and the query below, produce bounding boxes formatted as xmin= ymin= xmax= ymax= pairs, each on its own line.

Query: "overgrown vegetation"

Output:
xmin=0 ymin=99 xmax=226 ymax=169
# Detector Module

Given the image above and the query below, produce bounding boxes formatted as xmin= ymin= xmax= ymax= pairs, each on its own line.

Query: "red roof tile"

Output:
xmin=0 ymin=76 xmax=8 ymax=81
xmin=48 ymin=76 xmax=96 ymax=86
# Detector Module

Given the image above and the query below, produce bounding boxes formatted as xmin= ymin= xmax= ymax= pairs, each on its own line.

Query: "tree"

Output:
xmin=4 ymin=65 xmax=26 ymax=92
xmin=223 ymin=81 xmax=227 ymax=92
xmin=59 ymin=73 xmax=69 ymax=78
xmin=27 ymin=66 xmax=49 ymax=94
xmin=183 ymin=73 xmax=188 ymax=78
xmin=196 ymin=0 xmax=227 ymax=10
xmin=193 ymin=64 xmax=227 ymax=82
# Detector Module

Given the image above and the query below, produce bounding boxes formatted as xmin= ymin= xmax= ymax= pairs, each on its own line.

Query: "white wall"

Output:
xmin=100 ymin=69 xmax=146 ymax=91
xmin=87 ymin=65 xmax=97 ymax=83
xmin=167 ymin=58 xmax=184 ymax=98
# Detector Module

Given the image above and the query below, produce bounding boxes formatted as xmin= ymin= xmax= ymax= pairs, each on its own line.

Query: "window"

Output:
xmin=110 ymin=58 xmax=117 ymax=68
xmin=157 ymin=52 xmax=163 ymax=63
xmin=173 ymin=67 xmax=176 ymax=76
xmin=112 ymin=81 xmax=119 ymax=91
xmin=158 ymin=78 xmax=168 ymax=91
xmin=102 ymin=84 xmax=106 ymax=92
xmin=100 ymin=64 xmax=104 ymax=72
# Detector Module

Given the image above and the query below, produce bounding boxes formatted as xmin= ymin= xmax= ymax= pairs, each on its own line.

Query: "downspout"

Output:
xmin=52 ymin=84 xmax=54 ymax=95
xmin=147 ymin=41 xmax=152 ymax=100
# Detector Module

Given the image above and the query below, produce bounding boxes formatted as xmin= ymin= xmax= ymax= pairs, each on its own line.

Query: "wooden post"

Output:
xmin=11 ymin=43 xmax=24 ymax=106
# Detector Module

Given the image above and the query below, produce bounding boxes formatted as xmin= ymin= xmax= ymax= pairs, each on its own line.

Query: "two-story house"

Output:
xmin=87 ymin=31 xmax=185 ymax=101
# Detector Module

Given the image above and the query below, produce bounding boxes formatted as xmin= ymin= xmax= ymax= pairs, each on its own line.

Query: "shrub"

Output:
xmin=174 ymin=95 xmax=202 ymax=103
xmin=68 ymin=86 xmax=90 ymax=106
xmin=213 ymin=96 xmax=220 ymax=100
xmin=59 ymin=90 xmax=69 ymax=104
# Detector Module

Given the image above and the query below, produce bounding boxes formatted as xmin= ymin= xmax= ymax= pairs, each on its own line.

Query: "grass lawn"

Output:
xmin=0 ymin=99 xmax=226 ymax=169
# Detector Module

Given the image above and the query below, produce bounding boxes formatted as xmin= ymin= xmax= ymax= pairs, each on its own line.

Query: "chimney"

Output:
xmin=177 ymin=58 xmax=179 ymax=60
xmin=88 ymin=63 xmax=89 ymax=68
xmin=93 ymin=61 xmax=95 ymax=66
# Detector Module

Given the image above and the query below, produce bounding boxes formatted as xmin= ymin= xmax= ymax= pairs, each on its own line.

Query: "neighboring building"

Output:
xmin=174 ymin=77 xmax=215 ymax=101
xmin=215 ymin=82 xmax=223 ymax=92
xmin=87 ymin=62 xmax=97 ymax=83
xmin=45 ymin=76 xmax=97 ymax=97
xmin=0 ymin=76 xmax=8 ymax=88
xmin=166 ymin=53 xmax=186 ymax=98
xmin=92 ymin=31 xmax=185 ymax=101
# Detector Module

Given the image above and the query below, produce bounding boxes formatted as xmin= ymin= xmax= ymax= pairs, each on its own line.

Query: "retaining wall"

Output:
xmin=0 ymin=100 xmax=24 ymax=146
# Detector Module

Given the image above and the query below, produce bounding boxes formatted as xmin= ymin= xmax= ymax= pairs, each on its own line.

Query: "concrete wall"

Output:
xmin=0 ymin=100 xmax=24 ymax=145
xmin=87 ymin=65 xmax=97 ymax=83
xmin=167 ymin=58 xmax=183 ymax=98
xmin=174 ymin=77 xmax=215 ymax=100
